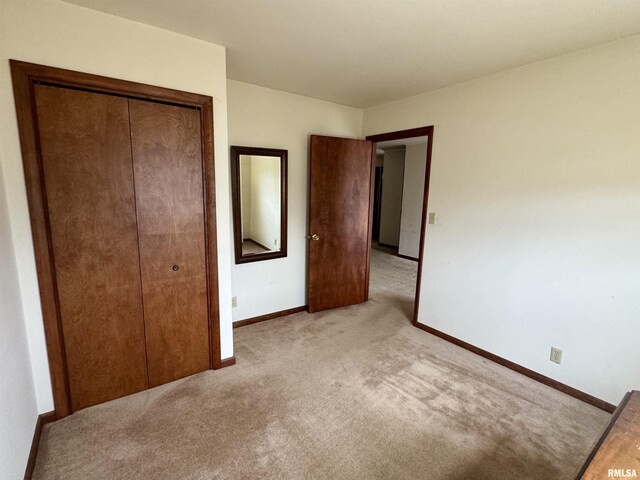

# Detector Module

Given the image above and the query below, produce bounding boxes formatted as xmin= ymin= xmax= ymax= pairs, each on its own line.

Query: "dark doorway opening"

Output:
xmin=371 ymin=165 xmax=383 ymax=242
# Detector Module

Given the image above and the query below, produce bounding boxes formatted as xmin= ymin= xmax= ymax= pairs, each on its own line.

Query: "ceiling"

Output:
xmin=64 ymin=0 xmax=640 ymax=108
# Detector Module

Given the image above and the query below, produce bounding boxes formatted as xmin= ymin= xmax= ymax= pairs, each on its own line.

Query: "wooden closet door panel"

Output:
xmin=34 ymin=85 xmax=148 ymax=411
xmin=129 ymin=99 xmax=210 ymax=387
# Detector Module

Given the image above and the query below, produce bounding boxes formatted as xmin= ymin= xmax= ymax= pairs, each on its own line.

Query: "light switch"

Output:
xmin=428 ymin=212 xmax=437 ymax=225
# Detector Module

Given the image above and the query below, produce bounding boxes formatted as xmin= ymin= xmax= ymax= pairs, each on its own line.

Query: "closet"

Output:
xmin=11 ymin=61 xmax=220 ymax=416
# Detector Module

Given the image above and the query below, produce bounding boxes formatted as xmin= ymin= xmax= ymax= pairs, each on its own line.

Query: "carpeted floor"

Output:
xmin=33 ymin=248 xmax=609 ymax=479
xmin=242 ymin=239 xmax=272 ymax=256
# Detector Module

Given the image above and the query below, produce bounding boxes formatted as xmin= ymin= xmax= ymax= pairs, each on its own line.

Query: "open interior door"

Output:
xmin=307 ymin=135 xmax=375 ymax=313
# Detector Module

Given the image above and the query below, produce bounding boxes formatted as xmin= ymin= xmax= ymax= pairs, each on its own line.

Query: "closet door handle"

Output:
xmin=172 ymin=264 xmax=179 ymax=272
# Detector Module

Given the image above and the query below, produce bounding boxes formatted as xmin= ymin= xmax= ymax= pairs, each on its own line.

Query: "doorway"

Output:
xmin=306 ymin=129 xmax=433 ymax=320
xmin=366 ymin=127 xmax=434 ymax=324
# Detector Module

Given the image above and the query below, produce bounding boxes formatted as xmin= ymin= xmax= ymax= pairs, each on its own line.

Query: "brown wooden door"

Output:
xmin=308 ymin=135 xmax=375 ymax=313
xmin=34 ymin=85 xmax=148 ymax=411
xmin=129 ymin=99 xmax=210 ymax=387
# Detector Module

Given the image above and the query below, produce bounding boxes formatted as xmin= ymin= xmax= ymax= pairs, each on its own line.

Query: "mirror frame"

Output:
xmin=230 ymin=145 xmax=288 ymax=264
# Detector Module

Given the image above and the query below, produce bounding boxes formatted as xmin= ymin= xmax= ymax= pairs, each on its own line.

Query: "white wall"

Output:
xmin=248 ymin=155 xmax=281 ymax=250
xmin=240 ymin=156 xmax=252 ymax=238
xmin=363 ymin=34 xmax=640 ymax=405
xmin=398 ymin=142 xmax=427 ymax=259
xmin=228 ymin=80 xmax=362 ymax=321
xmin=0 ymin=161 xmax=39 ymax=479
xmin=379 ymin=148 xmax=405 ymax=247
xmin=0 ymin=0 xmax=234 ymax=414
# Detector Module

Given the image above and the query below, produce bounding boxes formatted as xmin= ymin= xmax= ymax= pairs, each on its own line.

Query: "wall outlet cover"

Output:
xmin=232 ymin=296 xmax=237 ymax=308
xmin=550 ymin=347 xmax=563 ymax=364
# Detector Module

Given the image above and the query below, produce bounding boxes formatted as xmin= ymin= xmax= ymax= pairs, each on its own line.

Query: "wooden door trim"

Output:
xmin=24 ymin=410 xmax=56 ymax=480
xmin=10 ymin=60 xmax=222 ymax=418
xmin=233 ymin=305 xmax=307 ymax=329
xmin=366 ymin=126 xmax=434 ymax=325
xmin=364 ymin=144 xmax=376 ymax=300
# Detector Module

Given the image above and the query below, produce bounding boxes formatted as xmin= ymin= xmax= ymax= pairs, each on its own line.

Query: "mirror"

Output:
xmin=231 ymin=146 xmax=288 ymax=264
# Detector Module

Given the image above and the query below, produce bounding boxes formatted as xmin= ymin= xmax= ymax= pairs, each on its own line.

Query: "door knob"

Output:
xmin=172 ymin=264 xmax=179 ymax=271
xmin=309 ymin=234 xmax=320 ymax=241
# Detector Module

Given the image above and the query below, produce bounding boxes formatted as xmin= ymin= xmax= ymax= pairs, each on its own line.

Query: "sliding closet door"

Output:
xmin=34 ymin=85 xmax=148 ymax=411
xmin=129 ymin=99 xmax=210 ymax=387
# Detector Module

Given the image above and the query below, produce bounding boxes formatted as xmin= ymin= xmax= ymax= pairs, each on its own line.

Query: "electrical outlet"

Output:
xmin=232 ymin=296 xmax=237 ymax=308
xmin=550 ymin=347 xmax=563 ymax=364
xmin=428 ymin=212 xmax=437 ymax=225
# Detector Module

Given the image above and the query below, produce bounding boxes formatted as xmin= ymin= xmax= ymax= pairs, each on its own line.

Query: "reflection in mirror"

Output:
xmin=239 ymin=154 xmax=281 ymax=255
xmin=231 ymin=146 xmax=287 ymax=264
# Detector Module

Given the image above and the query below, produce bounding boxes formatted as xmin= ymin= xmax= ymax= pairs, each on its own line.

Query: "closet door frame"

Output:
xmin=10 ymin=60 xmax=222 ymax=419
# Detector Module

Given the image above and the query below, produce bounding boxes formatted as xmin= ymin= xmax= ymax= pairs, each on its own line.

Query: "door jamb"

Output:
xmin=10 ymin=60 xmax=222 ymax=419
xmin=365 ymin=126 xmax=434 ymax=325
xmin=364 ymin=142 xmax=377 ymax=301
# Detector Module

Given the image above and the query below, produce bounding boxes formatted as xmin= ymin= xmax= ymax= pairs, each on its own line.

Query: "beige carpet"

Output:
xmin=34 ymin=248 xmax=609 ymax=479
xmin=242 ymin=239 xmax=272 ymax=256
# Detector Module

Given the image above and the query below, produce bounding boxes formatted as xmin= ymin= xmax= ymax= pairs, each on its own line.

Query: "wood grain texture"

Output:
xmin=200 ymin=98 xmax=222 ymax=370
xmin=10 ymin=60 xmax=73 ymax=417
xmin=129 ymin=99 xmax=210 ymax=388
xmin=366 ymin=126 xmax=432 ymax=143
xmin=414 ymin=322 xmax=616 ymax=413
xmin=308 ymin=135 xmax=374 ymax=313
xmin=577 ymin=391 xmax=640 ymax=479
xmin=11 ymin=60 xmax=211 ymax=108
xmin=10 ymin=60 xmax=221 ymax=417
xmin=34 ymin=85 xmax=149 ymax=411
